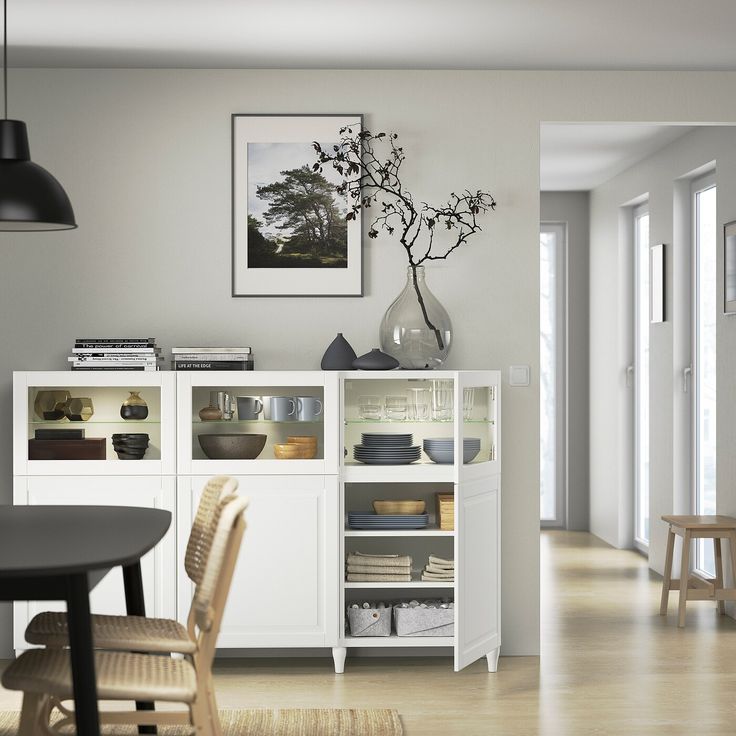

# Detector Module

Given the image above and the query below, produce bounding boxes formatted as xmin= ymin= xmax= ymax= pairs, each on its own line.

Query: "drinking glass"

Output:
xmin=463 ymin=388 xmax=475 ymax=420
xmin=358 ymin=395 xmax=382 ymax=421
xmin=431 ymin=380 xmax=454 ymax=421
xmin=408 ymin=387 xmax=431 ymax=421
xmin=384 ymin=395 xmax=408 ymax=421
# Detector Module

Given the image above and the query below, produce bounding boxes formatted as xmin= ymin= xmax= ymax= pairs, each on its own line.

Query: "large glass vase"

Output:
xmin=379 ymin=265 xmax=452 ymax=369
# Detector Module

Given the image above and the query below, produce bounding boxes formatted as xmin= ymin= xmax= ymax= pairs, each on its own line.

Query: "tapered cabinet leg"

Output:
xmin=660 ymin=528 xmax=675 ymax=615
xmin=678 ymin=531 xmax=691 ymax=628
xmin=486 ymin=647 xmax=500 ymax=673
xmin=332 ymin=647 xmax=347 ymax=674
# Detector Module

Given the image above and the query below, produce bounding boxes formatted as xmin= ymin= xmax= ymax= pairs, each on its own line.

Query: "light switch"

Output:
xmin=509 ymin=365 xmax=530 ymax=386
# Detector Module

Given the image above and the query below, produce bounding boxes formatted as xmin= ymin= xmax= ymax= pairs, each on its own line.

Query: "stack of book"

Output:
xmin=171 ymin=347 xmax=254 ymax=371
xmin=69 ymin=338 xmax=163 ymax=371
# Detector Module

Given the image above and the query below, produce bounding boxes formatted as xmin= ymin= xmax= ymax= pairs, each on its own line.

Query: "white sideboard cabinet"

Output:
xmin=13 ymin=370 xmax=500 ymax=673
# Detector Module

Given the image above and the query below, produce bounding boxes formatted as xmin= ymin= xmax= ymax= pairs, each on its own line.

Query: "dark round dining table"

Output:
xmin=0 ymin=505 xmax=172 ymax=736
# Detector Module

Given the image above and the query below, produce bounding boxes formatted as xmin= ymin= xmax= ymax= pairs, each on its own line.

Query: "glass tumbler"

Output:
xmin=358 ymin=395 xmax=382 ymax=421
xmin=431 ymin=380 xmax=454 ymax=421
xmin=463 ymin=388 xmax=475 ymax=420
xmin=384 ymin=395 xmax=408 ymax=421
xmin=408 ymin=387 xmax=431 ymax=421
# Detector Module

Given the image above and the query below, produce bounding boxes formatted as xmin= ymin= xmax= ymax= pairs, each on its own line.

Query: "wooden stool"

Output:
xmin=660 ymin=515 xmax=736 ymax=627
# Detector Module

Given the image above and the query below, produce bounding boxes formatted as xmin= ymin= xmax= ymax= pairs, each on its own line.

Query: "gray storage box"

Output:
xmin=347 ymin=606 xmax=392 ymax=637
xmin=394 ymin=606 xmax=454 ymax=637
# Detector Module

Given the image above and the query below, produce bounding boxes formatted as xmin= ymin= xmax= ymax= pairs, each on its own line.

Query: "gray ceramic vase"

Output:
xmin=352 ymin=348 xmax=400 ymax=371
xmin=321 ymin=333 xmax=358 ymax=370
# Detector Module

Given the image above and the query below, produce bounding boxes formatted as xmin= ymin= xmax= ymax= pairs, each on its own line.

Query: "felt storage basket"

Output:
xmin=394 ymin=606 xmax=454 ymax=637
xmin=347 ymin=606 xmax=392 ymax=637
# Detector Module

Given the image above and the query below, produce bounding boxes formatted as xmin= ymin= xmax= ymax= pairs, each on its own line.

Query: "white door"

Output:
xmin=14 ymin=475 xmax=177 ymax=651
xmin=178 ymin=475 xmax=339 ymax=648
xmin=454 ymin=474 xmax=500 ymax=671
xmin=633 ymin=204 xmax=650 ymax=550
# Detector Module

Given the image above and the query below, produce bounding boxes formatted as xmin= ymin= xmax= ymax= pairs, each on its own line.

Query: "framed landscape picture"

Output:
xmin=232 ymin=114 xmax=363 ymax=297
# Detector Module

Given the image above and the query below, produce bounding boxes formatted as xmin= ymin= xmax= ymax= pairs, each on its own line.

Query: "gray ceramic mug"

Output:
xmin=237 ymin=396 xmax=263 ymax=420
xmin=296 ymin=396 xmax=323 ymax=422
xmin=270 ymin=396 xmax=296 ymax=422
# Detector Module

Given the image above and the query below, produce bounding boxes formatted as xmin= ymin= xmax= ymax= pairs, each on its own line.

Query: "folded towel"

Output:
xmin=426 ymin=563 xmax=454 ymax=574
xmin=347 ymin=573 xmax=412 ymax=582
xmin=347 ymin=564 xmax=412 ymax=575
xmin=428 ymin=554 xmax=454 ymax=567
xmin=421 ymin=571 xmax=455 ymax=580
xmin=347 ymin=552 xmax=413 ymax=567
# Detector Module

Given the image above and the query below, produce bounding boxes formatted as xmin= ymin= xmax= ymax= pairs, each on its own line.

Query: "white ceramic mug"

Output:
xmin=270 ymin=396 xmax=296 ymax=421
xmin=296 ymin=396 xmax=323 ymax=422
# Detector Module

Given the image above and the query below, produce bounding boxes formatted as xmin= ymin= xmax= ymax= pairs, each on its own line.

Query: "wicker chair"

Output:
xmin=2 ymin=493 xmax=249 ymax=736
xmin=24 ymin=475 xmax=238 ymax=654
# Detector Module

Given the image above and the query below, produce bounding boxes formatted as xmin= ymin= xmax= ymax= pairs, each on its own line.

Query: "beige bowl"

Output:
xmin=274 ymin=443 xmax=304 ymax=459
xmin=373 ymin=500 xmax=427 ymax=515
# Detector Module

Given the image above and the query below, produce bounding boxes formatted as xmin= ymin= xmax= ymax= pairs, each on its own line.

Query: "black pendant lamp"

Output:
xmin=0 ymin=0 xmax=75 ymax=230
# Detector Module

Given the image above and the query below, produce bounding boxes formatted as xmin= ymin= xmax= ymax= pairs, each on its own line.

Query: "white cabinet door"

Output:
xmin=178 ymin=475 xmax=339 ymax=648
xmin=13 ymin=475 xmax=177 ymax=651
xmin=454 ymin=474 xmax=500 ymax=671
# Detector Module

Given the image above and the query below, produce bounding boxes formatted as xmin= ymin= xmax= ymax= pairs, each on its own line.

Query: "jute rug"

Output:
xmin=0 ymin=708 xmax=403 ymax=735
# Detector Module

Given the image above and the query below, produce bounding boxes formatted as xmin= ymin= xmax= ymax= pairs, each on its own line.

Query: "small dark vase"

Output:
xmin=352 ymin=348 xmax=400 ymax=371
xmin=321 ymin=333 xmax=357 ymax=370
xmin=120 ymin=391 xmax=149 ymax=420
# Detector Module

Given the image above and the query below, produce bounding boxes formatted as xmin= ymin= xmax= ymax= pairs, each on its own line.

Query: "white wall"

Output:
xmin=4 ymin=70 xmax=736 ymax=658
xmin=589 ymin=127 xmax=736 ymax=578
xmin=540 ymin=192 xmax=589 ymax=530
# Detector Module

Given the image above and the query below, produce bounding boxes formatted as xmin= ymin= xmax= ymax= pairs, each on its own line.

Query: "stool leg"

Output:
xmin=728 ymin=532 xmax=736 ymax=606
xmin=678 ymin=530 xmax=691 ymax=628
xmin=714 ymin=538 xmax=726 ymax=615
xmin=660 ymin=528 xmax=676 ymax=615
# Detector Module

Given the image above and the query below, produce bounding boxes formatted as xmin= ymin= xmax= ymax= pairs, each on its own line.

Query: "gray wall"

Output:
xmin=540 ymin=192 xmax=590 ymax=531
xmin=5 ymin=69 xmax=736 ymax=658
xmin=589 ymin=127 xmax=736 ymax=583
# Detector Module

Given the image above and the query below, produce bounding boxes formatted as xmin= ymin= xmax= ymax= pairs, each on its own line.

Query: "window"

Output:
xmin=693 ymin=174 xmax=717 ymax=577
xmin=540 ymin=222 xmax=566 ymax=525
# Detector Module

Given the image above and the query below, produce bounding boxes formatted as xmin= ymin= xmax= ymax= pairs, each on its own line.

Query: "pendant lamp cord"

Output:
xmin=3 ymin=0 xmax=7 ymax=119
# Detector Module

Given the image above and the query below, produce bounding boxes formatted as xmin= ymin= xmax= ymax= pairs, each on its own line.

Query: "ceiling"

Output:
xmin=6 ymin=0 xmax=736 ymax=70
xmin=540 ymin=124 xmax=698 ymax=191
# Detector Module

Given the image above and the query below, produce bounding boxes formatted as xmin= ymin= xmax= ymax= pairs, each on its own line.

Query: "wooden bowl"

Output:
xmin=274 ymin=443 xmax=304 ymax=459
xmin=287 ymin=435 xmax=318 ymax=446
xmin=373 ymin=500 xmax=427 ymax=515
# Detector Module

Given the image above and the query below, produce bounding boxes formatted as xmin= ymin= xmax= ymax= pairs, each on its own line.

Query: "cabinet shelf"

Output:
xmin=345 ymin=419 xmax=493 ymax=425
xmin=29 ymin=420 xmax=161 ymax=425
xmin=193 ymin=419 xmax=322 ymax=425
xmin=341 ymin=635 xmax=454 ymax=648
xmin=344 ymin=581 xmax=454 ymax=589
xmin=344 ymin=528 xmax=454 ymax=537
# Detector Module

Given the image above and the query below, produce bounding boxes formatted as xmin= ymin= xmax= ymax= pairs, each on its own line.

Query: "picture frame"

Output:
xmin=650 ymin=243 xmax=665 ymax=323
xmin=231 ymin=114 xmax=363 ymax=297
xmin=724 ymin=220 xmax=736 ymax=314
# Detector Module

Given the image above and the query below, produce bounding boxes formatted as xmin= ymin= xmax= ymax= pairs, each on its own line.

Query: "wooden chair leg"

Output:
xmin=18 ymin=693 xmax=47 ymax=736
xmin=678 ymin=531 xmax=691 ymax=627
xmin=206 ymin=674 xmax=223 ymax=736
xmin=189 ymin=697 xmax=210 ymax=735
xmin=714 ymin=537 xmax=726 ymax=615
xmin=728 ymin=532 xmax=736 ymax=599
xmin=660 ymin=528 xmax=675 ymax=615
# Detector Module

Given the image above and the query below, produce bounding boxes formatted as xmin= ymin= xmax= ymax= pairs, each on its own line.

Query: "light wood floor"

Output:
xmin=3 ymin=531 xmax=736 ymax=734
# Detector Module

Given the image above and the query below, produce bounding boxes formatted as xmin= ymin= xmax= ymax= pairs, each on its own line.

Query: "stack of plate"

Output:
xmin=347 ymin=512 xmax=429 ymax=529
xmin=423 ymin=437 xmax=481 ymax=464
xmin=353 ymin=433 xmax=421 ymax=465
